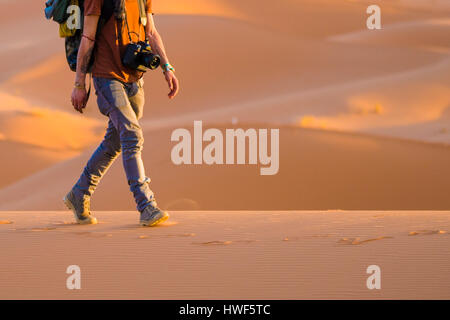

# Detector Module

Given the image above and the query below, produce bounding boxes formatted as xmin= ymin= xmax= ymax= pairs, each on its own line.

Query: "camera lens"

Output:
xmin=142 ymin=54 xmax=161 ymax=70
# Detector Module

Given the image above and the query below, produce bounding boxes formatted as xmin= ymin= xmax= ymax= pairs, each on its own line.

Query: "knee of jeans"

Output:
xmin=120 ymin=128 xmax=144 ymax=155
xmin=101 ymin=139 xmax=121 ymax=158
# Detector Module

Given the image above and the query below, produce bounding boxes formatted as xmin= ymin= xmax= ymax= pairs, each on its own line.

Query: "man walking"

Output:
xmin=64 ymin=0 xmax=179 ymax=226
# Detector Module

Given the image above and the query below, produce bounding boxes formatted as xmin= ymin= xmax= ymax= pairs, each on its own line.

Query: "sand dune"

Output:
xmin=224 ymin=0 xmax=450 ymax=37
xmin=330 ymin=18 xmax=450 ymax=53
xmin=0 ymin=104 xmax=102 ymax=151
xmin=295 ymin=58 xmax=450 ymax=143
xmin=153 ymin=55 xmax=448 ymax=144
xmin=0 ymin=1 xmax=60 ymax=81
xmin=0 ymin=90 xmax=103 ymax=187
xmin=0 ymin=0 xmax=449 ymax=212
xmin=398 ymin=0 xmax=450 ymax=11
xmin=0 ymin=210 xmax=448 ymax=299
xmin=0 ymin=0 xmax=449 ymax=301
xmin=4 ymin=14 xmax=444 ymax=125
xmin=1 ymin=125 xmax=450 ymax=211
xmin=0 ymin=140 xmax=76 ymax=189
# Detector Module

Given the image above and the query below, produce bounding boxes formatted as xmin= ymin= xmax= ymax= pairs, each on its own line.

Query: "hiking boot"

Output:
xmin=140 ymin=203 xmax=169 ymax=227
xmin=63 ymin=190 xmax=98 ymax=225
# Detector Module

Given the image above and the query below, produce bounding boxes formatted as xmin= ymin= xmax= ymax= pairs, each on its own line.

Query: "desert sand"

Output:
xmin=0 ymin=0 xmax=449 ymax=300
xmin=0 ymin=210 xmax=448 ymax=299
xmin=1 ymin=125 xmax=450 ymax=211
xmin=0 ymin=1 xmax=449 ymax=211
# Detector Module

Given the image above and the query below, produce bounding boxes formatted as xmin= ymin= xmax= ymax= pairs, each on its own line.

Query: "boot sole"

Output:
xmin=63 ymin=196 xmax=98 ymax=225
xmin=140 ymin=212 xmax=169 ymax=227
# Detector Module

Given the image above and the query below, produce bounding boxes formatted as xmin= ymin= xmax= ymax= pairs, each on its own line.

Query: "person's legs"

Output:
xmin=66 ymin=81 xmax=124 ymax=224
xmin=93 ymin=77 xmax=155 ymax=213
xmin=122 ymin=78 xmax=168 ymax=226
xmin=73 ymin=119 xmax=121 ymax=197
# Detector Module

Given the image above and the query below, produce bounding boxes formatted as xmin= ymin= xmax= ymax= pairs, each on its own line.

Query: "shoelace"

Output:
xmin=149 ymin=201 xmax=159 ymax=213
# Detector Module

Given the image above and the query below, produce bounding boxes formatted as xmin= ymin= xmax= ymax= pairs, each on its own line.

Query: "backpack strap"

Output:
xmin=137 ymin=0 xmax=147 ymax=27
xmin=97 ymin=0 xmax=115 ymax=34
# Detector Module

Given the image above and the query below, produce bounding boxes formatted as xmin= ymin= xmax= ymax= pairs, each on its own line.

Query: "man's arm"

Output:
xmin=71 ymin=15 xmax=99 ymax=113
xmin=145 ymin=13 xmax=179 ymax=99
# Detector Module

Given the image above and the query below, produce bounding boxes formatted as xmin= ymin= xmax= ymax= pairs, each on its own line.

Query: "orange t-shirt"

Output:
xmin=84 ymin=0 xmax=153 ymax=83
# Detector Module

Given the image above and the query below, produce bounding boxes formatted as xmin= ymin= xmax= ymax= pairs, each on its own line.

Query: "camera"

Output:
xmin=122 ymin=41 xmax=161 ymax=72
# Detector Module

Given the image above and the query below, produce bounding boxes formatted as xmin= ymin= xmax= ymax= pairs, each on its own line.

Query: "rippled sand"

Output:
xmin=0 ymin=210 xmax=448 ymax=299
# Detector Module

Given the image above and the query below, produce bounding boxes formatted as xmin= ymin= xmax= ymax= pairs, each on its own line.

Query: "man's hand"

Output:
xmin=71 ymin=87 xmax=88 ymax=113
xmin=145 ymin=13 xmax=179 ymax=99
xmin=164 ymin=71 xmax=179 ymax=99
xmin=71 ymin=15 xmax=98 ymax=114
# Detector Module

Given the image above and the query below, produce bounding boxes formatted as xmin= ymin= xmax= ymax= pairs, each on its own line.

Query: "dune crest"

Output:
xmin=329 ymin=18 xmax=450 ymax=54
xmin=0 ymin=0 xmax=449 ymax=212
xmin=6 ymin=54 xmax=66 ymax=86
xmin=294 ymin=58 xmax=450 ymax=143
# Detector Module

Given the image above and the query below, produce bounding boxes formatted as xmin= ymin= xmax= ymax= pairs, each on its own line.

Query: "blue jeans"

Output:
xmin=73 ymin=77 xmax=155 ymax=212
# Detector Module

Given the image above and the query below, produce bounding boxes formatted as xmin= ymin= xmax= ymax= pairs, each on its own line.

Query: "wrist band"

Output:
xmin=74 ymin=82 xmax=85 ymax=89
xmin=162 ymin=63 xmax=175 ymax=73
xmin=82 ymin=34 xmax=95 ymax=42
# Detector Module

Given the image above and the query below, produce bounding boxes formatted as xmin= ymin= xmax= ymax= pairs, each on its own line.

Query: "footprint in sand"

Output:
xmin=30 ymin=227 xmax=57 ymax=232
xmin=166 ymin=233 xmax=196 ymax=238
xmin=338 ymin=236 xmax=393 ymax=245
xmin=0 ymin=220 xmax=14 ymax=224
xmin=74 ymin=232 xmax=113 ymax=238
xmin=199 ymin=241 xmax=233 ymax=245
xmin=52 ymin=221 xmax=78 ymax=226
xmin=311 ymin=234 xmax=336 ymax=238
xmin=408 ymin=230 xmax=447 ymax=236
xmin=138 ymin=233 xmax=195 ymax=240
xmin=282 ymin=236 xmax=302 ymax=241
xmin=196 ymin=239 xmax=257 ymax=245
xmin=235 ymin=239 xmax=258 ymax=244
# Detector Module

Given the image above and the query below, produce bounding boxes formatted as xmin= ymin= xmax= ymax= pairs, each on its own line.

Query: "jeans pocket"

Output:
xmin=93 ymin=77 xmax=110 ymax=116
xmin=94 ymin=77 xmax=129 ymax=117
xmin=129 ymin=78 xmax=144 ymax=97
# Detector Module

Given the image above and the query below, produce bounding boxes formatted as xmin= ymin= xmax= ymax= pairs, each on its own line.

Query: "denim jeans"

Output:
xmin=73 ymin=77 xmax=155 ymax=212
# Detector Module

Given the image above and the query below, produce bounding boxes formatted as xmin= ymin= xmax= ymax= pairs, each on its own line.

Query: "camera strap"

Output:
xmin=123 ymin=0 xmax=147 ymax=43
xmin=137 ymin=0 xmax=147 ymax=27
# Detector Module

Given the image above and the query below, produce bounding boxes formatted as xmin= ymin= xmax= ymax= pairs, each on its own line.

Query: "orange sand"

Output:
xmin=0 ymin=210 xmax=448 ymax=299
xmin=0 ymin=0 xmax=449 ymax=300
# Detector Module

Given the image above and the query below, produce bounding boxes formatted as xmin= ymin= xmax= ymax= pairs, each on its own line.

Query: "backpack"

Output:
xmin=65 ymin=0 xmax=116 ymax=72
xmin=46 ymin=0 xmax=148 ymax=72
xmin=45 ymin=0 xmax=117 ymax=72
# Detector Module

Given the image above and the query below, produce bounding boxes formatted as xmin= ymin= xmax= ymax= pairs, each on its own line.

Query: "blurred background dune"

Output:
xmin=0 ymin=0 xmax=449 ymax=210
